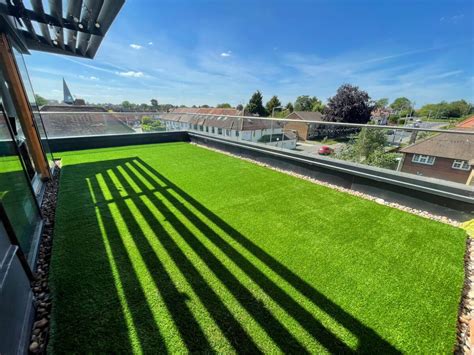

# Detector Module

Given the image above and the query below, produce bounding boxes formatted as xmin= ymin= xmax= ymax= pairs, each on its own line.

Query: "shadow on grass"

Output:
xmin=57 ymin=157 xmax=401 ymax=353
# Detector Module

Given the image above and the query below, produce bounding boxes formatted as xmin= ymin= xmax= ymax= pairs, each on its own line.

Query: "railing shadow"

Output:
xmin=57 ymin=157 xmax=400 ymax=353
xmin=94 ymin=166 xmax=266 ymax=353
xmin=132 ymin=157 xmax=401 ymax=354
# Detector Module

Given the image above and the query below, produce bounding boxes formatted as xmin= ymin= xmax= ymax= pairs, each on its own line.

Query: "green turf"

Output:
xmin=50 ymin=142 xmax=467 ymax=353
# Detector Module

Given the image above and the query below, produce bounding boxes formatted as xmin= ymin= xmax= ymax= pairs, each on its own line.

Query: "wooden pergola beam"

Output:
xmin=0 ymin=33 xmax=51 ymax=180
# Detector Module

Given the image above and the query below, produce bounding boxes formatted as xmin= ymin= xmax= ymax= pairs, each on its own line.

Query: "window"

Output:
xmin=225 ymin=129 xmax=230 ymax=136
xmin=235 ymin=131 xmax=239 ymax=137
xmin=205 ymin=126 xmax=209 ymax=132
xmin=217 ymin=128 xmax=223 ymax=135
xmin=452 ymin=160 xmax=470 ymax=171
xmin=412 ymin=154 xmax=435 ymax=165
xmin=199 ymin=125 xmax=203 ymax=131
xmin=211 ymin=127 xmax=215 ymax=134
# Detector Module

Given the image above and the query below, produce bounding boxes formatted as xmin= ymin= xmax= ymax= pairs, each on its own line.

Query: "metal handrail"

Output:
xmin=40 ymin=111 xmax=474 ymax=135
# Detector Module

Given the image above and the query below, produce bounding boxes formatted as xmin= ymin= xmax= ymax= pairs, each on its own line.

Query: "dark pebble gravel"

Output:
xmin=28 ymin=163 xmax=60 ymax=354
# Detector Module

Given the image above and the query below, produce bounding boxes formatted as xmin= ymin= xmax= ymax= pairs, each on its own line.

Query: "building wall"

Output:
xmin=163 ymin=119 xmax=292 ymax=147
xmin=400 ymin=153 xmax=471 ymax=184
xmin=265 ymin=139 xmax=297 ymax=150
xmin=283 ymin=114 xmax=309 ymax=140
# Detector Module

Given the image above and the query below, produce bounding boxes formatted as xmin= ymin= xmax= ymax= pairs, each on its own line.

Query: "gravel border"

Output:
xmin=28 ymin=163 xmax=60 ymax=354
xmin=192 ymin=142 xmax=473 ymax=353
xmin=455 ymin=238 xmax=474 ymax=354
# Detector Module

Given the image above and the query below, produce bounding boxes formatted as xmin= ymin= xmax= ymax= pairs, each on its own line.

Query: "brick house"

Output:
xmin=283 ymin=111 xmax=323 ymax=140
xmin=399 ymin=131 xmax=474 ymax=185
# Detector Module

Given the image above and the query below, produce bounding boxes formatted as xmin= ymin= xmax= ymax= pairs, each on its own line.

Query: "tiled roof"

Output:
xmin=457 ymin=115 xmax=474 ymax=129
xmin=286 ymin=111 xmax=324 ymax=121
xmin=400 ymin=131 xmax=474 ymax=161
xmin=40 ymin=112 xmax=134 ymax=137
xmin=162 ymin=113 xmax=282 ymax=131
xmin=40 ymin=104 xmax=107 ymax=112
xmin=172 ymin=107 xmax=242 ymax=116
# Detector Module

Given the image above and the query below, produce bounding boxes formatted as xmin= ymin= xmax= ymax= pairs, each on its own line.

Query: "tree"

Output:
xmin=390 ymin=97 xmax=412 ymax=114
xmin=200 ymin=104 xmax=210 ymax=108
xmin=324 ymin=84 xmax=373 ymax=123
xmin=286 ymin=102 xmax=294 ymax=113
xmin=337 ymin=128 xmax=398 ymax=169
xmin=294 ymin=95 xmax=321 ymax=112
xmin=35 ymin=94 xmax=48 ymax=106
xmin=216 ymin=103 xmax=232 ymax=108
xmin=418 ymin=100 xmax=472 ymax=119
xmin=121 ymin=100 xmax=132 ymax=110
xmin=448 ymin=100 xmax=471 ymax=117
xmin=245 ymin=90 xmax=267 ymax=116
xmin=141 ymin=116 xmax=165 ymax=132
xmin=236 ymin=104 xmax=244 ymax=111
xmin=375 ymin=98 xmax=389 ymax=109
xmin=265 ymin=95 xmax=282 ymax=116
xmin=150 ymin=99 xmax=158 ymax=107
xmin=311 ymin=100 xmax=325 ymax=113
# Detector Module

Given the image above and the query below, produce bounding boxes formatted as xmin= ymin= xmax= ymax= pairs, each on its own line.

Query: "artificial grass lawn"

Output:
xmin=50 ymin=142 xmax=467 ymax=353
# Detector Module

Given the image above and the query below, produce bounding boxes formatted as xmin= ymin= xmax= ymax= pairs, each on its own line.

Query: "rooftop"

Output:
xmin=287 ymin=111 xmax=325 ymax=121
xmin=400 ymin=131 xmax=474 ymax=161
xmin=49 ymin=142 xmax=466 ymax=353
xmin=172 ymin=107 xmax=242 ymax=116
xmin=457 ymin=115 xmax=474 ymax=130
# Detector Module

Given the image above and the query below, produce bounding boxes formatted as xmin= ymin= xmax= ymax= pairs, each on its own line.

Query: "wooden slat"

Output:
xmin=0 ymin=33 xmax=51 ymax=180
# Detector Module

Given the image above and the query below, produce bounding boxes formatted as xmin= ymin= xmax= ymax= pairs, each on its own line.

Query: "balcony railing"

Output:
xmin=38 ymin=110 xmax=474 ymax=192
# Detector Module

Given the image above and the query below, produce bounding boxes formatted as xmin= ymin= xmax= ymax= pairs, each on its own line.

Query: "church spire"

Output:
xmin=63 ymin=78 xmax=74 ymax=104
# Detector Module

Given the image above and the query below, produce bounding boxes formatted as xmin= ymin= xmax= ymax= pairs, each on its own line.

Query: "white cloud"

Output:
xmin=148 ymin=41 xmax=153 ymax=45
xmin=428 ymin=70 xmax=463 ymax=80
xmin=130 ymin=44 xmax=143 ymax=50
xmin=440 ymin=14 xmax=464 ymax=24
xmin=220 ymin=51 xmax=232 ymax=57
xmin=79 ymin=75 xmax=99 ymax=81
xmin=117 ymin=71 xmax=144 ymax=78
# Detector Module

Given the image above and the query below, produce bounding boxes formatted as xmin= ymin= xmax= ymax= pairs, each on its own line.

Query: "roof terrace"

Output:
xmin=48 ymin=141 xmax=466 ymax=353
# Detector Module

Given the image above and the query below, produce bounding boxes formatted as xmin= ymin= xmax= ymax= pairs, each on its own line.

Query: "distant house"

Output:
xmin=283 ymin=111 xmax=324 ymax=140
xmin=159 ymin=111 xmax=297 ymax=149
xmin=371 ymin=108 xmax=392 ymax=125
xmin=399 ymin=129 xmax=474 ymax=185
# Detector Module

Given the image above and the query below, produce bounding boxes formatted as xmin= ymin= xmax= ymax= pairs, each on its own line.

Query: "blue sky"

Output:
xmin=25 ymin=0 xmax=474 ymax=107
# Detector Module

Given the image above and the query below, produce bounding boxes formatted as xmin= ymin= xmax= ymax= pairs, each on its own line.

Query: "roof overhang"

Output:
xmin=0 ymin=0 xmax=125 ymax=59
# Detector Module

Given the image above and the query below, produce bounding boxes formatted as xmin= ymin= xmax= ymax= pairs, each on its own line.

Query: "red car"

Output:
xmin=318 ymin=145 xmax=334 ymax=156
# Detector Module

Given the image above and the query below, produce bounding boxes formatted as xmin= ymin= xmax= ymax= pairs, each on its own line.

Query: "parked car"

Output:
xmin=318 ymin=145 xmax=334 ymax=155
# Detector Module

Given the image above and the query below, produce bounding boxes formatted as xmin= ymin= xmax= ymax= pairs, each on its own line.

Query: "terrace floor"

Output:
xmin=50 ymin=142 xmax=467 ymax=353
